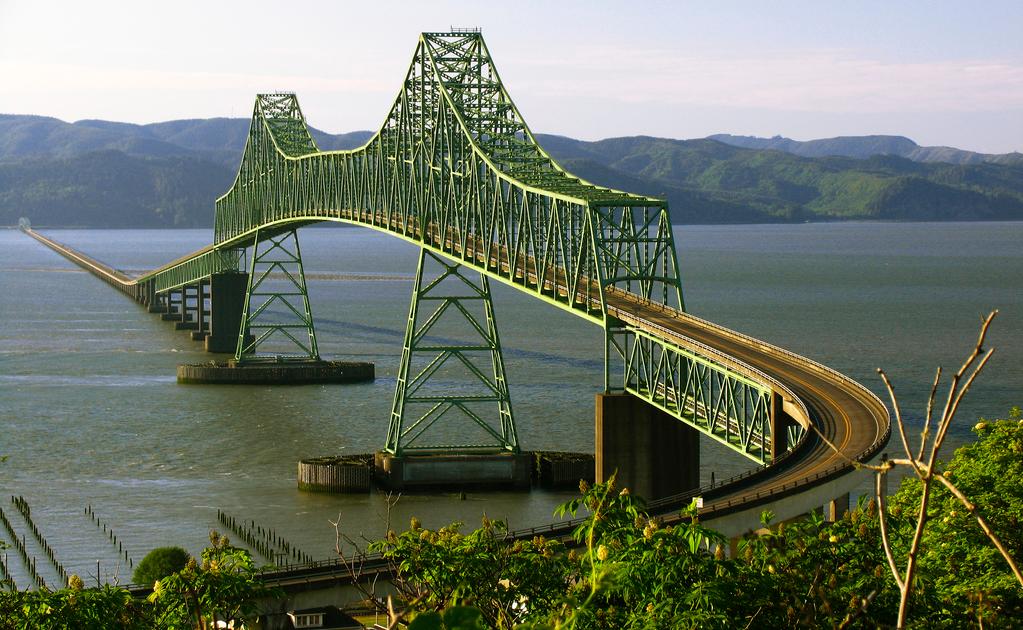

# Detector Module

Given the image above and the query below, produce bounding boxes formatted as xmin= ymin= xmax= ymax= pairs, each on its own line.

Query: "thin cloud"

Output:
xmin=0 ymin=62 xmax=394 ymax=96
xmin=510 ymin=46 xmax=1023 ymax=114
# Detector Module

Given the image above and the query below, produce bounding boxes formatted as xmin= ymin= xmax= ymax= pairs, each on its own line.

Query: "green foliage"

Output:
xmin=408 ymin=606 xmax=489 ymax=630
xmin=890 ymin=408 xmax=1023 ymax=625
xmin=0 ymin=151 xmax=234 ymax=228
xmin=148 ymin=530 xmax=273 ymax=630
xmin=370 ymin=516 xmax=570 ymax=628
xmin=0 ymin=582 xmax=153 ymax=630
xmin=132 ymin=546 xmax=190 ymax=587
xmin=0 ymin=533 xmax=271 ymax=630
xmin=733 ymin=502 xmax=902 ymax=627
xmin=385 ymin=409 xmax=1023 ymax=628
xmin=547 ymin=135 xmax=1023 ymax=223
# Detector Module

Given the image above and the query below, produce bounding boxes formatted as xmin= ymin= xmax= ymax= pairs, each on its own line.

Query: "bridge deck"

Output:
xmin=24 ymin=225 xmax=887 ymax=526
xmin=610 ymin=295 xmax=888 ymax=517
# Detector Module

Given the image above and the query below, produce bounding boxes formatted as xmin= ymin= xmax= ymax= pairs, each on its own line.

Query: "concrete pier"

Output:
xmin=374 ymin=451 xmax=531 ymax=491
xmin=176 ymin=360 xmax=374 ymax=385
xmin=534 ymin=451 xmax=595 ymax=489
xmin=204 ymin=272 xmax=248 ymax=353
xmin=595 ymin=393 xmax=700 ymax=501
xmin=825 ymin=493 xmax=850 ymax=521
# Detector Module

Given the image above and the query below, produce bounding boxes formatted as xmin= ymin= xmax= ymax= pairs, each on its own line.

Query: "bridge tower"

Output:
xmin=385 ymin=249 xmax=518 ymax=456
xmin=376 ymin=249 xmax=529 ymax=490
xmin=234 ymin=228 xmax=320 ymax=363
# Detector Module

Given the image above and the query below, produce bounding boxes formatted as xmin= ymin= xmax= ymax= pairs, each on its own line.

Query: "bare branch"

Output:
xmin=934 ymin=311 xmax=997 ymax=449
xmin=875 ymin=465 xmax=905 ymax=591
xmin=933 ymin=349 xmax=994 ymax=457
xmin=898 ymin=476 xmax=934 ymax=627
xmin=872 ymin=310 xmax=1000 ymax=629
xmin=918 ymin=367 xmax=942 ymax=461
xmin=878 ymin=368 xmax=921 ymax=474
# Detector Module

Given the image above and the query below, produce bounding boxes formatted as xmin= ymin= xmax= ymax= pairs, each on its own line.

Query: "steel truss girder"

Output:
xmin=212 ymin=34 xmax=684 ymax=323
xmin=386 ymin=248 xmax=518 ymax=455
xmin=195 ymin=30 xmax=790 ymax=464
xmin=607 ymin=324 xmax=775 ymax=464
xmin=235 ymin=228 xmax=320 ymax=362
xmin=143 ymin=248 xmax=241 ymax=294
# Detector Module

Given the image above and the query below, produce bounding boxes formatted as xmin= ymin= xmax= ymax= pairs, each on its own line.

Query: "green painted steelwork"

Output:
xmin=93 ymin=31 xmax=788 ymax=462
xmin=387 ymin=249 xmax=517 ymax=455
xmin=235 ymin=229 xmax=320 ymax=362
xmin=608 ymin=325 xmax=775 ymax=462
xmin=212 ymin=34 xmax=684 ymax=322
xmin=144 ymin=248 xmax=241 ymax=294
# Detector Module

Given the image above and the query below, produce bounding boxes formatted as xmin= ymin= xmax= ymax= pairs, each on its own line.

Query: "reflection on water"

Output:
xmin=0 ymin=222 xmax=1020 ymax=587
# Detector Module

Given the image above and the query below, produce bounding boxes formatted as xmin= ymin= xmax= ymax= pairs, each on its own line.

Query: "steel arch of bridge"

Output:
xmin=133 ymin=31 xmax=783 ymax=463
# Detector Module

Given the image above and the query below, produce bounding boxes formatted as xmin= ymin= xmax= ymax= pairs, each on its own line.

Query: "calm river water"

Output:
xmin=1 ymin=222 xmax=1020 ymax=587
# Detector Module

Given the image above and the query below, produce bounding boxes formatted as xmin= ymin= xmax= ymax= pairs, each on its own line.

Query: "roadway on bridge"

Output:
xmin=24 ymin=224 xmax=889 ymax=524
xmin=610 ymin=293 xmax=889 ymax=519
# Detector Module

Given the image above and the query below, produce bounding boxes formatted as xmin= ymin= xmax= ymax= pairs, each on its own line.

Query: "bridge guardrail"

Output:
xmin=610 ymin=290 xmax=890 ymax=461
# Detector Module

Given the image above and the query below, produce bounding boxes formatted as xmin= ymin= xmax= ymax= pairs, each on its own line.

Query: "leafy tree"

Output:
xmin=0 ymin=576 xmax=153 ymax=630
xmin=148 ymin=530 xmax=273 ymax=630
xmin=890 ymin=408 xmax=1023 ymax=625
xmin=407 ymin=606 xmax=489 ymax=630
xmin=371 ymin=516 xmax=570 ymax=628
xmin=133 ymin=546 xmax=190 ymax=586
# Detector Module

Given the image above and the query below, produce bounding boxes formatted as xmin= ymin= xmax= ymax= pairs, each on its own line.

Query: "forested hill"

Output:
xmin=709 ymin=133 xmax=1023 ymax=166
xmin=2 ymin=113 xmax=1022 ymax=227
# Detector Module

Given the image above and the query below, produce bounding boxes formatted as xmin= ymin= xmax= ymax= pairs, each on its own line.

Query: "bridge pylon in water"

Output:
xmin=386 ymin=249 xmax=518 ymax=455
xmin=235 ymin=228 xmax=320 ymax=363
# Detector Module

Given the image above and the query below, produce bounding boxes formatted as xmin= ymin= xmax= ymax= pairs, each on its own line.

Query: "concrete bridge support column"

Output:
xmin=148 ymin=285 xmax=168 ymax=313
xmin=161 ymin=290 xmax=183 ymax=321
xmin=204 ymin=272 xmax=249 ymax=353
xmin=825 ymin=493 xmax=850 ymax=522
xmin=595 ymin=393 xmax=700 ymax=501
xmin=191 ymin=280 xmax=209 ymax=341
xmin=176 ymin=284 xmax=200 ymax=331
xmin=771 ymin=393 xmax=797 ymax=461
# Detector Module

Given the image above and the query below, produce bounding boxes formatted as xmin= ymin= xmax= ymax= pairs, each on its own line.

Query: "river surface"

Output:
xmin=1 ymin=222 xmax=1021 ymax=587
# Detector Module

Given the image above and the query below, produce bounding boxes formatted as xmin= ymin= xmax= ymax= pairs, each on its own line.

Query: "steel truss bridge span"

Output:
xmin=26 ymin=31 xmax=889 ymax=531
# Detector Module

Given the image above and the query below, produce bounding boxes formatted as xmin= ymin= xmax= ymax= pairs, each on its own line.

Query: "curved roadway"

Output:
xmin=608 ymin=291 xmax=889 ymax=522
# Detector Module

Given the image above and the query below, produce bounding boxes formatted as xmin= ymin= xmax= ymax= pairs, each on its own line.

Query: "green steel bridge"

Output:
xmin=23 ymin=31 xmax=889 ymax=531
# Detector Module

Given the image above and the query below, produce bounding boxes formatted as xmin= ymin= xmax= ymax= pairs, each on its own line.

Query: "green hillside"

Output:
xmin=0 ymin=150 xmax=233 ymax=228
xmin=536 ymin=135 xmax=1023 ymax=223
xmin=2 ymin=114 xmax=1022 ymax=227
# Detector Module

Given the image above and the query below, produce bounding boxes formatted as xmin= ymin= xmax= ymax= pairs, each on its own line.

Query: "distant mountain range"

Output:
xmin=2 ymin=113 xmax=1022 ymax=227
xmin=708 ymin=133 xmax=1023 ymax=166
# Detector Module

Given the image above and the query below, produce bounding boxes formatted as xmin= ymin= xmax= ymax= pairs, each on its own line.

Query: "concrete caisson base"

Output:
xmin=176 ymin=360 xmax=374 ymax=385
xmin=595 ymin=393 xmax=700 ymax=501
xmin=298 ymin=455 xmax=373 ymax=492
xmin=374 ymin=451 xmax=532 ymax=491
xmin=533 ymin=451 xmax=595 ymax=489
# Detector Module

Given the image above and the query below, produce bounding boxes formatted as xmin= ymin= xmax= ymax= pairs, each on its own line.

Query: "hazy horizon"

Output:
xmin=2 ymin=1 xmax=1022 ymax=154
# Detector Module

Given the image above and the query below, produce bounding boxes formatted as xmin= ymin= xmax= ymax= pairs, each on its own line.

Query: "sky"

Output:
xmin=1 ymin=1 xmax=1022 ymax=154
